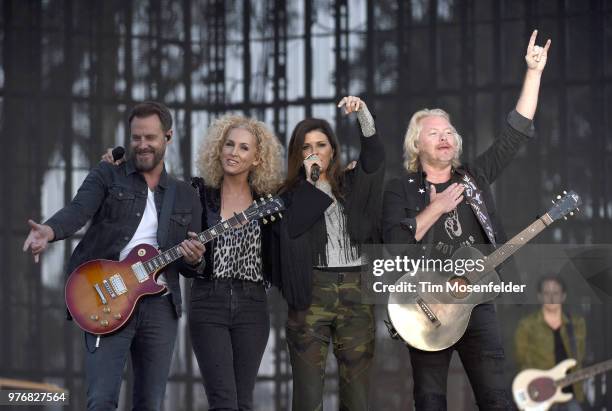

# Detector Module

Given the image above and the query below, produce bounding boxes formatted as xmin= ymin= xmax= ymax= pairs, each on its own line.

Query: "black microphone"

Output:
xmin=112 ymin=146 xmax=125 ymax=162
xmin=310 ymin=163 xmax=320 ymax=182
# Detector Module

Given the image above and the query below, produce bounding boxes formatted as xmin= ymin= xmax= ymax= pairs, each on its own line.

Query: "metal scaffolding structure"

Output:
xmin=1 ymin=0 xmax=611 ymax=409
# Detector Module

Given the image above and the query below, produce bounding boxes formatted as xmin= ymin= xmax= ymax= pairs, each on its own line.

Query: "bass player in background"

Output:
xmin=515 ymin=275 xmax=587 ymax=411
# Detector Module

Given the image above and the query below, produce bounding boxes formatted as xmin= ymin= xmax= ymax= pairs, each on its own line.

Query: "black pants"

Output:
xmin=408 ymin=304 xmax=514 ymax=410
xmin=84 ymin=294 xmax=177 ymax=411
xmin=189 ymin=278 xmax=270 ymax=411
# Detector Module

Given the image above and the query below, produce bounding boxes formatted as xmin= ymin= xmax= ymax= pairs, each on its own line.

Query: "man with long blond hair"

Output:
xmin=382 ymin=30 xmax=551 ymax=410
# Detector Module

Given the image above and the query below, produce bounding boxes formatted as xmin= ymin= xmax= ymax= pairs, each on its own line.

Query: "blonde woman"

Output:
xmin=190 ymin=114 xmax=283 ymax=411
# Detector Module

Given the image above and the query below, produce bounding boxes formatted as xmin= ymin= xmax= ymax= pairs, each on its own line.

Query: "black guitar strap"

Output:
xmin=459 ymin=171 xmax=497 ymax=247
xmin=565 ymin=310 xmax=578 ymax=358
xmin=157 ymin=177 xmax=177 ymax=249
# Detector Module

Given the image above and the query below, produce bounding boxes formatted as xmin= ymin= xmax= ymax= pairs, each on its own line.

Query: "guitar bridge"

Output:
xmin=93 ymin=283 xmax=108 ymax=305
xmin=416 ymin=298 xmax=441 ymax=327
xmin=102 ymin=279 xmax=117 ymax=299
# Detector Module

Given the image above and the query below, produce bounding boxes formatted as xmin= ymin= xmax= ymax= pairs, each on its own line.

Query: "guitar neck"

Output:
xmin=557 ymin=359 xmax=612 ymax=388
xmin=140 ymin=212 xmax=248 ymax=274
xmin=483 ymin=214 xmax=553 ymax=271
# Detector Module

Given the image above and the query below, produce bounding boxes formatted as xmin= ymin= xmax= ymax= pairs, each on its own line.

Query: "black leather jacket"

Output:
xmin=382 ymin=110 xmax=535 ymax=251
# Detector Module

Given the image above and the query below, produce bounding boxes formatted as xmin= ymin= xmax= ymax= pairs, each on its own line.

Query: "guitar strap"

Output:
xmin=157 ymin=177 xmax=177 ymax=249
xmin=459 ymin=171 xmax=497 ymax=247
xmin=565 ymin=310 xmax=578 ymax=358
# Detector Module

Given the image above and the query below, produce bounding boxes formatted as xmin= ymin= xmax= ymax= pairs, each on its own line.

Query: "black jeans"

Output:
xmin=189 ymin=278 xmax=270 ymax=411
xmin=408 ymin=304 xmax=514 ymax=411
xmin=83 ymin=294 xmax=178 ymax=411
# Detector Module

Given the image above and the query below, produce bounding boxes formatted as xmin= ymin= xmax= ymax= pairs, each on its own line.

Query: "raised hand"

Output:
xmin=525 ymin=29 xmax=551 ymax=72
xmin=22 ymin=219 xmax=55 ymax=263
xmin=337 ymin=95 xmax=366 ymax=115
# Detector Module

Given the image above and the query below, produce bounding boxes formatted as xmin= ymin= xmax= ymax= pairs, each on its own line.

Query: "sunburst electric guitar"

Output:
xmin=65 ymin=195 xmax=284 ymax=335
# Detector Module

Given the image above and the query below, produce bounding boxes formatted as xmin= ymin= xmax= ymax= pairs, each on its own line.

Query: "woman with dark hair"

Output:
xmin=276 ymin=96 xmax=385 ymax=411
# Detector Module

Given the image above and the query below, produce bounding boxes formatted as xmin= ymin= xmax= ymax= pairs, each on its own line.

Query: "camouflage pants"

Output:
xmin=286 ymin=270 xmax=375 ymax=411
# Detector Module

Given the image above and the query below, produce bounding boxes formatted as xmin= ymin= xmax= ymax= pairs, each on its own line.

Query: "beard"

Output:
xmin=130 ymin=146 xmax=165 ymax=172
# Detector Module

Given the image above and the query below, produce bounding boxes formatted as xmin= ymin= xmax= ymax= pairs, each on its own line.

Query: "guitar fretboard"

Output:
xmin=465 ymin=214 xmax=553 ymax=284
xmin=141 ymin=212 xmax=248 ymax=274
xmin=556 ymin=359 xmax=612 ymax=388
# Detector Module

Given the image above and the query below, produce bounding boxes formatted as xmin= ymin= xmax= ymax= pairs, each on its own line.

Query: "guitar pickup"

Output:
xmin=109 ymin=274 xmax=127 ymax=295
xmin=131 ymin=261 xmax=149 ymax=283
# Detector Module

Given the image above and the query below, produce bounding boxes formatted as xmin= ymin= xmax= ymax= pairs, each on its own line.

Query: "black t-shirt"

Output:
xmin=430 ymin=178 xmax=487 ymax=258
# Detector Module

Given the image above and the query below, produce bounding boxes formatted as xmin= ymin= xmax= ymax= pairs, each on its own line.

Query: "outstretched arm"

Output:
xmin=515 ymin=29 xmax=551 ymax=120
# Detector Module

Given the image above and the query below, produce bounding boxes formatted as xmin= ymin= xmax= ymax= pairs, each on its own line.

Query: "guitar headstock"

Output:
xmin=244 ymin=194 xmax=285 ymax=224
xmin=547 ymin=190 xmax=581 ymax=222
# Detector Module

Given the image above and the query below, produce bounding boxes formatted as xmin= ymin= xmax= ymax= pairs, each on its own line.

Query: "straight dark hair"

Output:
xmin=537 ymin=275 xmax=567 ymax=293
xmin=282 ymin=118 xmax=345 ymax=200
xmin=128 ymin=101 xmax=173 ymax=135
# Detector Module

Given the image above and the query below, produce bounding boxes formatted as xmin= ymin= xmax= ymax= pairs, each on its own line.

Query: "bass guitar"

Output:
xmin=513 ymin=357 xmax=612 ymax=410
xmin=387 ymin=191 xmax=581 ymax=351
xmin=65 ymin=195 xmax=284 ymax=335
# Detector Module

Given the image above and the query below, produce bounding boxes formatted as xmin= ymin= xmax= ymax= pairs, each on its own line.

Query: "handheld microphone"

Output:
xmin=112 ymin=146 xmax=125 ymax=162
xmin=306 ymin=154 xmax=321 ymax=182
xmin=310 ymin=164 xmax=320 ymax=182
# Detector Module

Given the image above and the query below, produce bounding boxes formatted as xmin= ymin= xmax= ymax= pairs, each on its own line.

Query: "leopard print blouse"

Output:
xmin=213 ymin=219 xmax=263 ymax=282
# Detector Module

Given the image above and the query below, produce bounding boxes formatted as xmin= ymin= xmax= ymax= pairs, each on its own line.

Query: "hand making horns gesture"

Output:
xmin=525 ymin=29 xmax=551 ymax=72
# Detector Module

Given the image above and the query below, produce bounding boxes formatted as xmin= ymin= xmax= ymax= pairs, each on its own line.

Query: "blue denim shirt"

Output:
xmin=45 ymin=159 xmax=202 ymax=317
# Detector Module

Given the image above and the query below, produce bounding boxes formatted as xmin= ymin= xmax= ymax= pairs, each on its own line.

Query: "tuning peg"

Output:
xmin=563 ymin=190 xmax=567 ymax=195
xmin=551 ymin=200 xmax=555 ymax=204
xmin=267 ymin=193 xmax=272 ymax=198
xmin=569 ymin=212 xmax=574 ymax=216
xmin=563 ymin=216 xmax=567 ymax=220
xmin=278 ymin=212 xmax=283 ymax=218
xmin=262 ymin=218 xmax=268 ymax=224
xmin=260 ymin=197 xmax=264 ymax=202
xmin=556 ymin=195 xmax=562 ymax=200
xmin=270 ymin=215 xmax=276 ymax=222
xmin=576 ymin=208 xmax=580 ymax=212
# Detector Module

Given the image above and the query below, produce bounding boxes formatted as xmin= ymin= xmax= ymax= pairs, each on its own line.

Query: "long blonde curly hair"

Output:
xmin=196 ymin=114 xmax=284 ymax=194
xmin=403 ymin=108 xmax=463 ymax=172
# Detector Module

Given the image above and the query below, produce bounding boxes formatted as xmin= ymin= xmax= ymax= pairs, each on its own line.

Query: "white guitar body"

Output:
xmin=512 ymin=358 xmax=576 ymax=411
